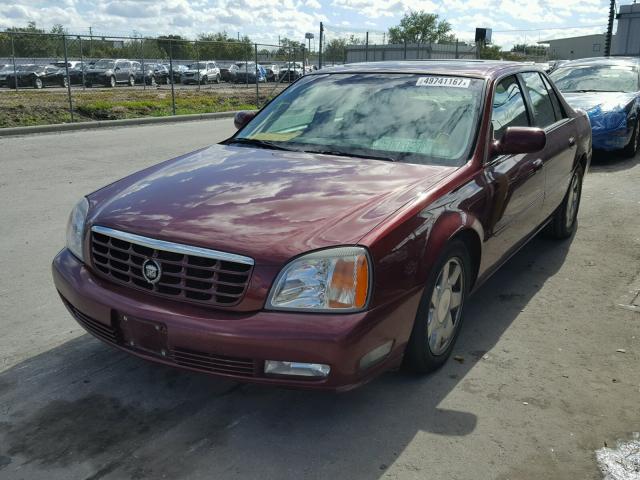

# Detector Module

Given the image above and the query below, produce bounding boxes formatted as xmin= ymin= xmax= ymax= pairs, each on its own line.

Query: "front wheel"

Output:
xmin=403 ymin=240 xmax=471 ymax=373
xmin=108 ymin=76 xmax=116 ymax=88
xmin=547 ymin=164 xmax=584 ymax=239
xmin=33 ymin=77 xmax=43 ymax=89
xmin=201 ymin=76 xmax=208 ymax=85
xmin=128 ymin=76 xmax=135 ymax=87
xmin=215 ymin=74 xmax=220 ymax=84
xmin=622 ymin=119 xmax=639 ymax=158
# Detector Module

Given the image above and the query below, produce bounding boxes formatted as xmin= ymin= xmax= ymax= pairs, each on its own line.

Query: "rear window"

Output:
xmin=521 ymin=72 xmax=557 ymax=128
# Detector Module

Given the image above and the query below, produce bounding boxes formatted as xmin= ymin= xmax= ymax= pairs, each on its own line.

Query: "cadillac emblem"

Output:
xmin=142 ymin=259 xmax=161 ymax=284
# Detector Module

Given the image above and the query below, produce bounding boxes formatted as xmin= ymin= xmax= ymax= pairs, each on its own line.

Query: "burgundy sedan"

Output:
xmin=53 ymin=61 xmax=591 ymax=391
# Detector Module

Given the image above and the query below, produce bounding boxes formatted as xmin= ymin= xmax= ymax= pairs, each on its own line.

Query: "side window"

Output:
xmin=541 ymin=74 xmax=566 ymax=121
xmin=521 ymin=71 xmax=557 ymax=128
xmin=492 ymin=75 xmax=529 ymax=141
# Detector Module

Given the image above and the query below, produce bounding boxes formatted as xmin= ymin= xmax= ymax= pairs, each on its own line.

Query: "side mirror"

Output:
xmin=492 ymin=126 xmax=546 ymax=156
xmin=115 ymin=67 xmax=121 ymax=71
xmin=234 ymin=110 xmax=257 ymax=130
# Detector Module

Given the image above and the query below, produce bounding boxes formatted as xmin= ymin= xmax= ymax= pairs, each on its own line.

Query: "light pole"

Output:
xmin=305 ymin=32 xmax=314 ymax=70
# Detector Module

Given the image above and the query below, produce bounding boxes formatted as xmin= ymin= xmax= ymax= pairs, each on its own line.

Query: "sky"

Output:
xmin=0 ymin=0 xmax=614 ymax=49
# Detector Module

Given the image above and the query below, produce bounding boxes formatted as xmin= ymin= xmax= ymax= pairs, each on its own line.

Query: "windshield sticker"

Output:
xmin=416 ymin=76 xmax=471 ymax=88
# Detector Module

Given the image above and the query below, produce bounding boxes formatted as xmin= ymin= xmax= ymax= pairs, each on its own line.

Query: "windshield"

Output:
xmin=551 ymin=65 xmax=639 ymax=92
xmin=93 ymin=60 xmax=115 ymax=69
xmin=17 ymin=65 xmax=39 ymax=72
xmin=236 ymin=73 xmax=484 ymax=166
xmin=189 ymin=62 xmax=208 ymax=70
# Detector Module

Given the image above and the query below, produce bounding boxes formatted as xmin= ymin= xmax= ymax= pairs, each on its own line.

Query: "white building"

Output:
xmin=538 ymin=34 xmax=607 ymax=60
xmin=538 ymin=2 xmax=640 ymax=60
xmin=613 ymin=2 xmax=640 ymax=56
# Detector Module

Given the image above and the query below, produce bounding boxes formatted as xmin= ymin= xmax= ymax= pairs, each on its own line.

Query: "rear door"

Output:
xmin=115 ymin=61 xmax=128 ymax=82
xmin=482 ymin=74 xmax=546 ymax=261
xmin=520 ymin=71 xmax=577 ymax=218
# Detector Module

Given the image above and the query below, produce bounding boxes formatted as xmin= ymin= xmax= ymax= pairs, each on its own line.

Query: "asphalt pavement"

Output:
xmin=0 ymin=120 xmax=638 ymax=480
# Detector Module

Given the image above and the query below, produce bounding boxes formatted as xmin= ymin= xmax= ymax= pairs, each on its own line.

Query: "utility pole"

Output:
xmin=318 ymin=22 xmax=323 ymax=69
xmin=88 ymin=26 xmax=93 ymax=57
xmin=605 ymin=0 xmax=615 ymax=56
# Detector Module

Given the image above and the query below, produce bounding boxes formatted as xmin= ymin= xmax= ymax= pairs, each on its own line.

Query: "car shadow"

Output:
xmin=589 ymin=150 xmax=639 ymax=173
xmin=0 ymin=234 xmax=573 ymax=479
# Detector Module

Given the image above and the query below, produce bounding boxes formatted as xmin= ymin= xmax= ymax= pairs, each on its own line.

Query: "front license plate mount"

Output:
xmin=117 ymin=314 xmax=168 ymax=358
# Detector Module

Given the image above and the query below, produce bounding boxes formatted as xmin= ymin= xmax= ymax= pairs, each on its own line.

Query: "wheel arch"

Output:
xmin=422 ymin=210 xmax=484 ymax=291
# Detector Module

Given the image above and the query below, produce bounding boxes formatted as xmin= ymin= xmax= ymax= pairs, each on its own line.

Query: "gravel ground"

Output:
xmin=0 ymin=121 xmax=638 ymax=480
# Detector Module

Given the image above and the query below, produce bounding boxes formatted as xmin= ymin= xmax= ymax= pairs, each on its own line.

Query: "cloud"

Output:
xmin=0 ymin=0 xmax=613 ymax=50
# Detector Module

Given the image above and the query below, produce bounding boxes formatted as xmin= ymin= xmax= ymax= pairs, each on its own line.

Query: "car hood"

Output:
xmin=562 ymin=91 xmax=637 ymax=113
xmin=563 ymin=91 xmax=638 ymax=133
xmin=88 ymin=144 xmax=454 ymax=265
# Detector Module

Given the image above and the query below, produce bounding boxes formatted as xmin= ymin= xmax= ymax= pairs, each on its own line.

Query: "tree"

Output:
xmin=157 ymin=35 xmax=194 ymax=60
xmin=388 ymin=11 xmax=453 ymax=44
xmin=275 ymin=37 xmax=304 ymax=58
xmin=324 ymin=38 xmax=347 ymax=63
xmin=197 ymin=32 xmax=252 ymax=61
xmin=510 ymin=43 xmax=548 ymax=56
xmin=479 ymin=44 xmax=520 ymax=60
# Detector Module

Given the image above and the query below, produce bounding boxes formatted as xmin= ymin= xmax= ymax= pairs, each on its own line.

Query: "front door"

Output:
xmin=481 ymin=75 xmax=546 ymax=270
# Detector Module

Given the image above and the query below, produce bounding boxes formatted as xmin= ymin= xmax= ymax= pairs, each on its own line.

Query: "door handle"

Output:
xmin=532 ymin=159 xmax=544 ymax=172
xmin=568 ymin=136 xmax=576 ymax=147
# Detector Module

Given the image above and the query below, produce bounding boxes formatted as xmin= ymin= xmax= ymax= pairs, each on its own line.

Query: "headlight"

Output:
xmin=66 ymin=197 xmax=89 ymax=261
xmin=267 ymin=247 xmax=371 ymax=312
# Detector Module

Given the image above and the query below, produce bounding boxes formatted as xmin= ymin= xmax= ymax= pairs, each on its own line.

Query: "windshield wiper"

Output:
xmin=304 ymin=149 xmax=398 ymax=162
xmin=563 ymin=89 xmax=620 ymax=93
xmin=226 ymin=137 xmax=295 ymax=151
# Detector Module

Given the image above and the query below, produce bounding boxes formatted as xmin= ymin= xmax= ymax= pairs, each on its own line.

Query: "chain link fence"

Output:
xmin=317 ymin=24 xmax=478 ymax=66
xmin=0 ymin=30 xmax=309 ymax=126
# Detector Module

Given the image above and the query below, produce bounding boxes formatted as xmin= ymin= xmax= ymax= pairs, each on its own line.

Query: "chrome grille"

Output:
xmin=90 ymin=226 xmax=253 ymax=306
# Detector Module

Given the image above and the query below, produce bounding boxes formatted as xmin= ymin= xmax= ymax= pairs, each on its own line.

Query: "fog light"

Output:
xmin=359 ymin=340 xmax=393 ymax=370
xmin=264 ymin=360 xmax=330 ymax=378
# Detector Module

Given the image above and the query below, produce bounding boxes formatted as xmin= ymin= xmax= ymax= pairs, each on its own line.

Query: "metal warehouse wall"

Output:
xmin=544 ymin=34 xmax=607 ymax=60
xmin=345 ymin=42 xmax=477 ymax=63
xmin=613 ymin=3 xmax=640 ymax=56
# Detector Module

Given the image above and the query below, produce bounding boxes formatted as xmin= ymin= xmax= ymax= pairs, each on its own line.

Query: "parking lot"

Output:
xmin=0 ymin=119 xmax=639 ymax=479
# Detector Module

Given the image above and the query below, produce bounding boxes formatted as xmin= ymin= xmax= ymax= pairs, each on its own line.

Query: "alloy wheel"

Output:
xmin=427 ymin=257 xmax=465 ymax=355
xmin=565 ymin=172 xmax=581 ymax=230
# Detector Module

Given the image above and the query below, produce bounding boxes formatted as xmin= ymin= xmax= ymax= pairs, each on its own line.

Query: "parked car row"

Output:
xmin=0 ymin=58 xmax=312 ymax=89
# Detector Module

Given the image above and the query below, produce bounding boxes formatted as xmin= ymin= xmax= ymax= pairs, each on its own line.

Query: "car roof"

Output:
xmin=555 ymin=56 xmax=640 ymax=68
xmin=313 ymin=60 xmax=542 ymax=78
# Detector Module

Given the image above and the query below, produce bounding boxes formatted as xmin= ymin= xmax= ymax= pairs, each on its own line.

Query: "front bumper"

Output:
xmin=592 ymin=127 xmax=633 ymax=151
xmin=52 ymin=249 xmax=419 ymax=391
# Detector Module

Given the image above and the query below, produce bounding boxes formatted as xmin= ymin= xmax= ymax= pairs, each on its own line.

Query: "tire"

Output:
xmin=108 ymin=76 xmax=116 ymax=88
xmin=128 ymin=76 xmax=135 ymax=87
xmin=201 ymin=75 xmax=208 ymax=85
xmin=403 ymin=240 xmax=471 ymax=373
xmin=621 ymin=118 xmax=639 ymax=158
xmin=215 ymin=74 xmax=220 ymax=84
xmin=165 ymin=76 xmax=171 ymax=85
xmin=33 ymin=77 xmax=43 ymax=89
xmin=547 ymin=164 xmax=584 ymax=239
xmin=85 ymin=82 xmax=92 ymax=88
xmin=61 ymin=77 xmax=68 ymax=88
